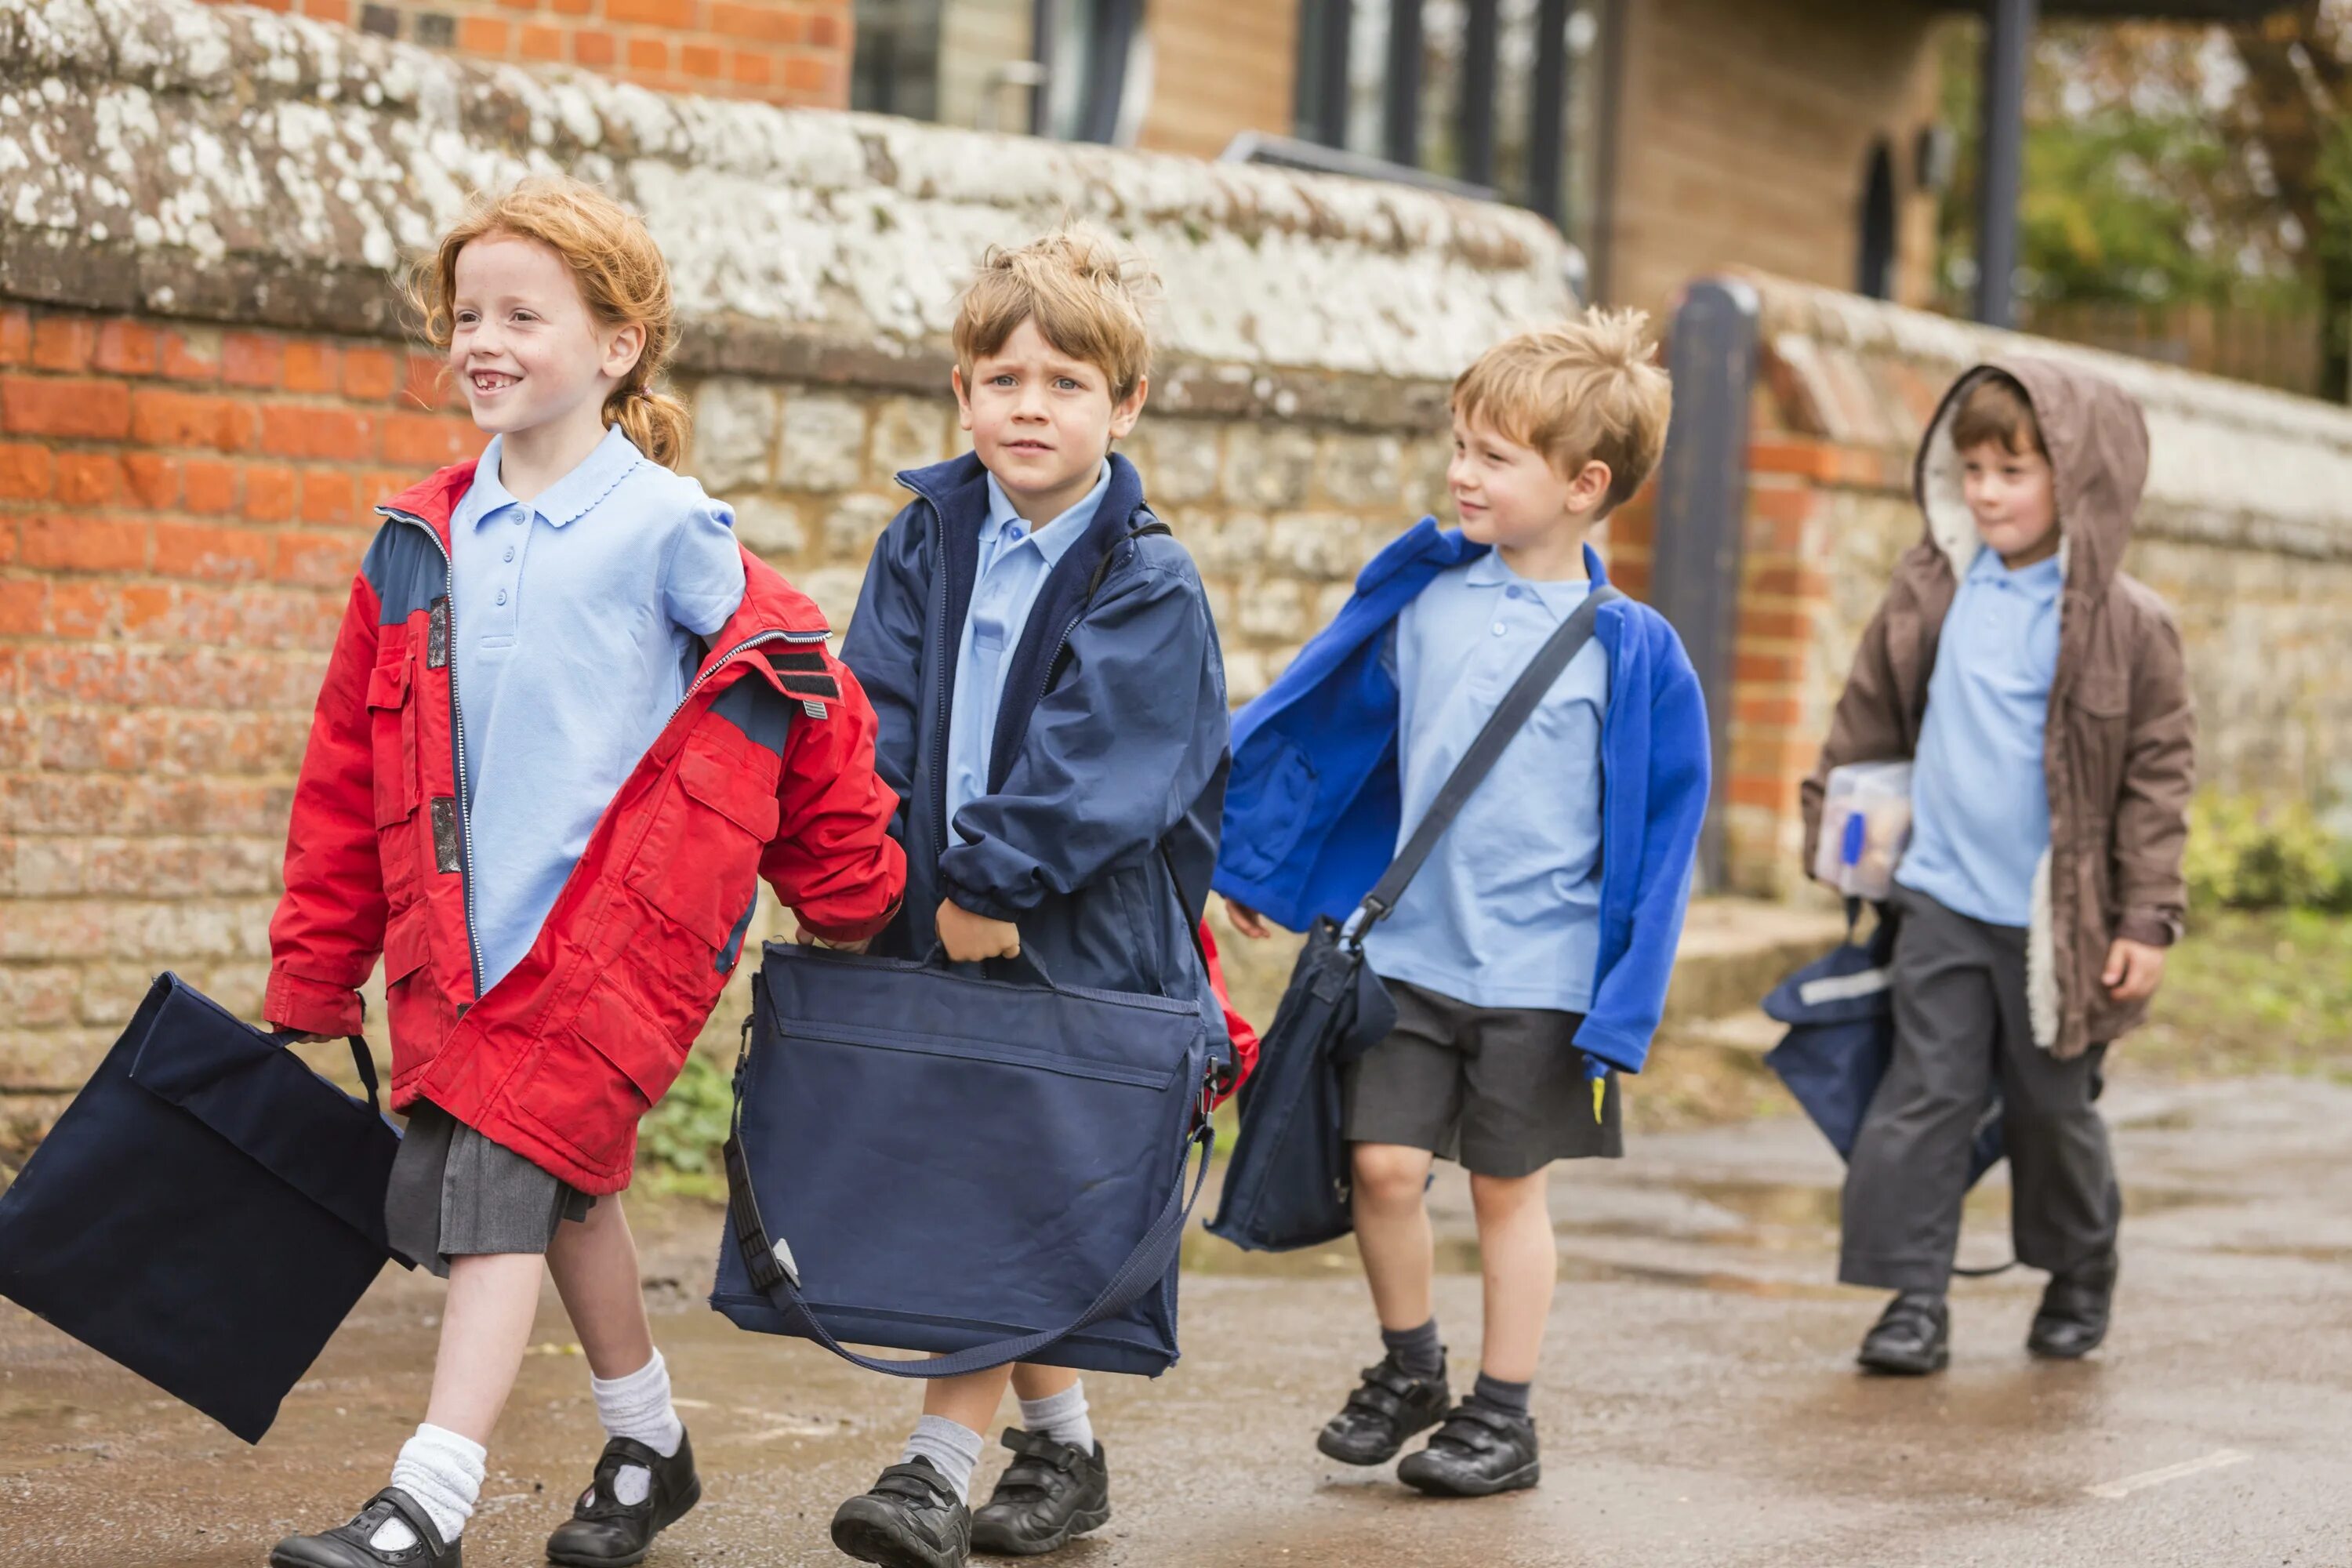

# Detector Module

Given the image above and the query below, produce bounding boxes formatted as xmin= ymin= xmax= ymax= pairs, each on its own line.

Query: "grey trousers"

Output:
xmin=1839 ymin=886 xmax=2120 ymax=1293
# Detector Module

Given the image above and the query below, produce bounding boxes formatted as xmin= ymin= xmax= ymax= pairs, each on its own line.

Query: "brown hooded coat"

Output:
xmin=1800 ymin=358 xmax=2196 ymax=1059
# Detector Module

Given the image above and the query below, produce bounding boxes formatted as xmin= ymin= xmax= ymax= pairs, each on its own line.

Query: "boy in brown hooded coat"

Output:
xmin=1802 ymin=357 xmax=2194 ymax=1374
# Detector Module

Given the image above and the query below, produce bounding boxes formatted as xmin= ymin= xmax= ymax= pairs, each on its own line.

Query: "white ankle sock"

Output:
xmin=376 ymin=1423 xmax=485 ymax=1552
xmin=1018 ymin=1381 xmax=1094 ymax=1454
xmin=590 ymin=1350 xmax=684 ymax=1507
xmin=899 ymin=1414 xmax=985 ymax=1504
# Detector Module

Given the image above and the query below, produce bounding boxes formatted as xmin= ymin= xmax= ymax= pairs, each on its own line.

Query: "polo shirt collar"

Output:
xmin=461 ymin=426 xmax=644 ymax=531
xmin=1967 ymin=540 xmax=2064 ymax=601
xmin=1463 ymin=547 xmax=1594 ymax=614
xmin=982 ymin=463 xmax=1109 ymax=569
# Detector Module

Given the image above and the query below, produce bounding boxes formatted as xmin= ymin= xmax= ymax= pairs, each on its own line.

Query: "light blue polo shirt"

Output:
xmin=944 ymin=464 xmax=1110 ymax=833
xmin=1360 ymin=553 xmax=1610 ymax=1014
xmin=1896 ymin=543 xmax=2064 ymax=928
xmin=452 ymin=426 xmax=746 ymax=992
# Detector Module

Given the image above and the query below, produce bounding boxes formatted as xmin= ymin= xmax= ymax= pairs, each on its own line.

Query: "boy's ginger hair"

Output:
xmin=1453 ymin=308 xmax=1673 ymax=513
xmin=953 ymin=228 xmax=1157 ymax=404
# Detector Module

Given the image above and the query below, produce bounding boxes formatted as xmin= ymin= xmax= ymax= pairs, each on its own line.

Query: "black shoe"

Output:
xmin=1857 ymin=1291 xmax=1951 ymax=1375
xmin=270 ymin=1488 xmax=461 ymax=1568
xmin=831 ymin=1456 xmax=972 ymax=1568
xmin=969 ymin=1428 xmax=1111 ymax=1555
xmin=545 ymin=1430 xmax=702 ymax=1567
xmin=1395 ymin=1402 xmax=1541 ymax=1497
xmin=2028 ymin=1251 xmax=2118 ymax=1359
xmin=1316 ymin=1352 xmax=1452 ymax=1465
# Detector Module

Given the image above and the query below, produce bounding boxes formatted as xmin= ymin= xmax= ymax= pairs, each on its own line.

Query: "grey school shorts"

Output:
xmin=1342 ymin=978 xmax=1624 ymax=1178
xmin=383 ymin=1101 xmax=594 ymax=1278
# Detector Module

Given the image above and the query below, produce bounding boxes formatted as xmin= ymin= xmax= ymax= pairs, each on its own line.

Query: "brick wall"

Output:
xmin=203 ymin=0 xmax=851 ymax=106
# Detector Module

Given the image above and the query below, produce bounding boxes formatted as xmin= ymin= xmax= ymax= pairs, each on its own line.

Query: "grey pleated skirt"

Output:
xmin=383 ymin=1101 xmax=594 ymax=1278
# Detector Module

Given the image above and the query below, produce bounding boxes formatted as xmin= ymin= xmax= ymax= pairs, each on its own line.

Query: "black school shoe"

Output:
xmin=1396 ymin=1403 xmax=1541 ymax=1497
xmin=270 ymin=1488 xmax=460 ymax=1568
xmin=2028 ymin=1250 xmax=2119 ymax=1359
xmin=1857 ymin=1291 xmax=1951 ymax=1375
xmin=970 ymin=1428 xmax=1112 ymax=1555
xmin=1317 ymin=1352 xmax=1452 ymax=1465
xmin=831 ymin=1456 xmax=973 ymax=1568
xmin=546 ymin=1430 xmax=702 ymax=1567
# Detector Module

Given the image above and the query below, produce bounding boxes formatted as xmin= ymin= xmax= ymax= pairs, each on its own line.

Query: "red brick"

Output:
xmin=274 ymin=531 xmax=365 ymax=587
xmin=520 ymin=24 xmax=564 ymax=59
xmin=682 ymin=42 xmax=724 ymax=78
xmin=0 ymin=308 xmax=27 ymax=366
xmin=131 ymin=387 xmax=256 ymax=452
xmin=93 ymin=319 xmax=162 ymax=376
xmin=781 ymin=53 xmax=829 ymax=93
xmin=713 ymin=1 xmax=798 ymax=40
xmin=242 ymin=464 xmax=299 ymax=522
xmin=1736 ymin=694 xmax=1803 ymax=727
xmin=1726 ymin=773 xmax=1791 ymax=809
xmin=1747 ymin=438 xmax=1840 ymax=481
xmin=1734 ymin=651 xmax=1798 ymax=684
xmin=402 ymin=353 xmax=450 ymax=411
xmin=160 ymin=329 xmax=222 ymax=381
xmin=53 ymin=452 xmax=123 ymax=507
xmin=1747 ymin=482 xmax=1817 ymax=527
xmin=1737 ymin=607 xmax=1810 ymax=641
xmin=553 ymin=0 xmax=593 ymax=12
xmin=342 ymin=347 xmax=402 ymax=402
xmin=574 ymin=27 xmax=619 ymax=65
xmin=45 ymin=582 xmax=111 ymax=637
xmin=304 ymin=0 xmax=351 ymax=20
xmin=608 ymin=0 xmax=697 ymax=22
xmin=0 ymin=580 xmax=42 ymax=636
xmin=458 ymin=16 xmax=511 ymax=51
xmin=220 ymin=332 xmax=283 ymax=389
xmin=732 ymin=49 xmax=774 ymax=85
xmin=281 ymin=340 xmax=342 ymax=394
xmin=383 ymin=412 xmax=481 ymax=468
xmin=181 ymin=459 xmax=238 ymax=515
xmin=260 ymin=403 xmax=378 ymax=463
xmin=1747 ymin=563 xmax=1828 ymax=601
xmin=498 ymin=0 xmax=539 ymax=9
xmin=2 ymin=376 xmax=132 ymax=440
xmin=808 ymin=12 xmax=840 ymax=48
xmin=151 ymin=521 xmax=270 ymax=581
xmin=300 ymin=468 xmax=358 ymax=524
xmin=122 ymin=453 xmax=181 ymax=510
xmin=627 ymin=37 xmax=670 ymax=70
xmin=0 ymin=442 xmax=51 ymax=499
xmin=30 ymin=317 xmax=97 ymax=373
xmin=17 ymin=514 xmax=145 ymax=572
xmin=119 ymin=584 xmax=175 ymax=632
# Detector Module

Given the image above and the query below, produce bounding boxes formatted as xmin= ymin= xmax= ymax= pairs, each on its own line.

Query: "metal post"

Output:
xmin=1525 ymin=0 xmax=1570 ymax=223
xmin=1029 ymin=0 xmax=1058 ymax=136
xmin=1385 ymin=0 xmax=1424 ymax=169
xmin=1296 ymin=0 xmax=1354 ymax=147
xmin=1458 ymin=0 xmax=1499 ymax=187
xmin=1974 ymin=0 xmax=2037 ymax=328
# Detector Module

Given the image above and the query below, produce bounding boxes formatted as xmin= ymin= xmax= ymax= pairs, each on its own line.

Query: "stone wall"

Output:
xmin=1621 ymin=272 xmax=2352 ymax=898
xmin=0 ymin=0 xmax=1571 ymax=1142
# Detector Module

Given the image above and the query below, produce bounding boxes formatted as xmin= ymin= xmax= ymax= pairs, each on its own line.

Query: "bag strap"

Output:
xmin=271 ymin=1030 xmax=383 ymax=1117
xmin=1347 ymin=583 xmax=1623 ymax=939
xmin=721 ymin=1036 xmax=1214 ymax=1377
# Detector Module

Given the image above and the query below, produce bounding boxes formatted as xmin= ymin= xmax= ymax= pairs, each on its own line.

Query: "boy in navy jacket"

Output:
xmin=822 ymin=231 xmax=1229 ymax=1567
xmin=1219 ymin=312 xmax=1708 ymax=1497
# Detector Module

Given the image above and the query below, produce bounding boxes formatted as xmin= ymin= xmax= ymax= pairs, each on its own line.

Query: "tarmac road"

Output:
xmin=3 ymin=1073 xmax=2348 ymax=1566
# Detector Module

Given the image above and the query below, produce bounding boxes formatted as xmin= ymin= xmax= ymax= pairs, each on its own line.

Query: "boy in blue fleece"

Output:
xmin=1219 ymin=311 xmax=1708 ymax=1497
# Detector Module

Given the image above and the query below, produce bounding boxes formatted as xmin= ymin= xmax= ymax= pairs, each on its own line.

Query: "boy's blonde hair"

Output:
xmin=408 ymin=176 xmax=691 ymax=469
xmin=1452 ymin=308 xmax=1672 ymax=513
xmin=953 ymin=229 xmax=1156 ymax=404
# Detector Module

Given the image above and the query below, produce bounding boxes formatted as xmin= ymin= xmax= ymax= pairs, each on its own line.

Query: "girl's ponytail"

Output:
xmin=412 ymin=177 xmax=692 ymax=470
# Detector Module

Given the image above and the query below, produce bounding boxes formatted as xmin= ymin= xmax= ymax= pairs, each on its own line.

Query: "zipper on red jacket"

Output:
xmin=664 ymin=626 xmax=830 ymax=731
xmin=379 ymin=504 xmax=488 ymax=1000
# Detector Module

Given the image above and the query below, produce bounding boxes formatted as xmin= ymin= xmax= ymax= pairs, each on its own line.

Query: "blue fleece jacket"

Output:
xmin=1212 ymin=521 xmax=1710 ymax=1073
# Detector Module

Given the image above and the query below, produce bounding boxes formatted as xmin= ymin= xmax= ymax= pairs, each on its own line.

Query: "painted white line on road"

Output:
xmin=2083 ymin=1449 xmax=2251 ymax=1500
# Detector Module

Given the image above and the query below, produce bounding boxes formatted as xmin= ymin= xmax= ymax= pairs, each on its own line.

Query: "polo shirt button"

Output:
xmin=1491 ymin=623 xmax=1507 ymax=637
xmin=503 ymin=546 xmax=515 ymax=563
xmin=495 ymin=589 xmax=507 ymax=606
xmin=1504 ymin=586 xmax=1523 ymax=600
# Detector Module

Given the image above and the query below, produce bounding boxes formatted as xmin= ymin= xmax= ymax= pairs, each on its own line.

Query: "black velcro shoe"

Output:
xmin=1316 ymin=1352 xmax=1452 ymax=1465
xmin=270 ymin=1487 xmax=461 ymax=1568
xmin=830 ymin=1456 xmax=972 ymax=1568
xmin=1395 ymin=1402 xmax=1541 ymax=1497
xmin=1857 ymin=1291 xmax=1951 ymax=1375
xmin=970 ymin=1428 xmax=1111 ymax=1555
xmin=2028 ymin=1251 xmax=2118 ymax=1359
xmin=545 ymin=1429 xmax=702 ymax=1567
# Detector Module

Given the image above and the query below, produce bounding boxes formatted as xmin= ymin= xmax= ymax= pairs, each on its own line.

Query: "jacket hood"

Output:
xmin=1912 ymin=356 xmax=2149 ymax=596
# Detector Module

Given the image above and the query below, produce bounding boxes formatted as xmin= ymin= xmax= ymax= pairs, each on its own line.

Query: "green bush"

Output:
xmin=2184 ymin=793 xmax=2352 ymax=913
xmin=636 ymin=1052 xmax=735 ymax=1176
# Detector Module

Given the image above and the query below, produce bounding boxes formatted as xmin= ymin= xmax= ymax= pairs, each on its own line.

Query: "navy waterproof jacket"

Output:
xmin=1212 ymin=521 xmax=1710 ymax=1073
xmin=840 ymin=452 xmax=1232 ymax=1056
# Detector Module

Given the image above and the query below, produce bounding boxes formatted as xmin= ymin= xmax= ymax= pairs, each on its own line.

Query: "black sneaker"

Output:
xmin=1858 ymin=1291 xmax=1951 ymax=1375
xmin=970 ymin=1428 xmax=1111 ymax=1555
xmin=1316 ymin=1352 xmax=1451 ymax=1465
xmin=545 ymin=1429 xmax=702 ymax=1567
xmin=2027 ymin=1251 xmax=2118 ymax=1359
xmin=269 ymin=1488 xmax=461 ymax=1568
xmin=1396 ymin=1403 xmax=1541 ymax=1497
xmin=830 ymin=1456 xmax=972 ymax=1568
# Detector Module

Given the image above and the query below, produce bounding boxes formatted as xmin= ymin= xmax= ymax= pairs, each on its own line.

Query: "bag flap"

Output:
xmin=1761 ymin=942 xmax=1894 ymax=1026
xmin=126 ymin=975 xmax=399 ymax=1250
xmin=681 ymin=746 xmax=781 ymax=840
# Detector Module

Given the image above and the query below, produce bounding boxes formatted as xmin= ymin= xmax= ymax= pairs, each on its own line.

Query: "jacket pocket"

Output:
xmin=2065 ymin=673 xmax=2131 ymax=840
xmin=366 ymin=647 xmax=419 ymax=829
xmin=1221 ymin=737 xmax=1318 ymax=883
xmin=626 ymin=735 xmax=781 ymax=950
xmin=381 ymin=908 xmax=437 ymax=1054
xmin=534 ymin=976 xmax=687 ymax=1168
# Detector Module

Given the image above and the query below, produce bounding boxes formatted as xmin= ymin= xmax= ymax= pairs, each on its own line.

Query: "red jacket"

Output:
xmin=267 ymin=463 xmax=906 ymax=1193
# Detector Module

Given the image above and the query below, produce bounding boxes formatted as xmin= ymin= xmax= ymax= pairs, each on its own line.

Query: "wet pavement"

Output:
xmin=5 ymin=1072 xmax=2350 ymax=1566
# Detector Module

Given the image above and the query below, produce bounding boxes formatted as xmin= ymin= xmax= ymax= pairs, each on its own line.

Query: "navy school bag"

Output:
xmin=0 ymin=974 xmax=406 ymax=1442
xmin=1762 ymin=902 xmax=2006 ymax=1188
xmin=1208 ymin=587 xmax=1622 ymax=1252
xmin=712 ymin=940 xmax=1217 ymax=1377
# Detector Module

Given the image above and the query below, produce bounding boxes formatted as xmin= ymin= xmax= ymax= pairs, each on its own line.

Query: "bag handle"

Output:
xmin=1345 ymin=583 xmax=1623 ymax=942
xmin=721 ymin=1052 xmax=1214 ymax=1377
xmin=270 ymin=1031 xmax=382 ymax=1117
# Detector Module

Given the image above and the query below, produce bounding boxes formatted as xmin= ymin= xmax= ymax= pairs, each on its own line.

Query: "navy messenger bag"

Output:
xmin=712 ymin=941 xmax=1216 ymax=1377
xmin=0 ymin=973 xmax=406 ymax=1443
